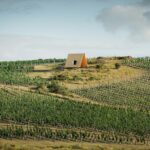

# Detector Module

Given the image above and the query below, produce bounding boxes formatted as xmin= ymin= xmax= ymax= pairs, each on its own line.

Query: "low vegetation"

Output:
xmin=0 ymin=89 xmax=149 ymax=137
xmin=124 ymin=57 xmax=150 ymax=70
xmin=115 ymin=63 xmax=121 ymax=69
xmin=0 ymin=58 xmax=64 ymax=86
xmin=47 ymin=80 xmax=67 ymax=94
xmin=0 ymin=57 xmax=149 ymax=148
xmin=1 ymin=139 xmax=150 ymax=150
xmin=73 ymin=74 xmax=150 ymax=110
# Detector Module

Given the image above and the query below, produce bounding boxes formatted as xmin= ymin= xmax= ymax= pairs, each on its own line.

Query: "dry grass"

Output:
xmin=60 ymin=66 xmax=144 ymax=90
xmin=27 ymin=72 xmax=53 ymax=79
xmin=27 ymin=63 xmax=56 ymax=79
xmin=0 ymin=59 xmax=146 ymax=110
xmin=0 ymin=58 xmax=149 ymax=150
xmin=0 ymin=139 xmax=150 ymax=150
xmin=34 ymin=64 xmax=56 ymax=71
xmin=26 ymin=59 xmax=145 ymax=90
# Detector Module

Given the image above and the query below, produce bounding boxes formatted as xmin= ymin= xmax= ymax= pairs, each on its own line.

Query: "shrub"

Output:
xmin=96 ymin=64 xmax=100 ymax=69
xmin=88 ymin=58 xmax=97 ymax=64
xmin=115 ymin=63 xmax=121 ymax=69
xmin=53 ymin=74 xmax=67 ymax=80
xmin=89 ymin=76 xmax=95 ymax=80
xmin=72 ymin=75 xmax=82 ymax=81
xmin=96 ymin=63 xmax=105 ymax=69
xmin=35 ymin=83 xmax=47 ymax=93
xmin=47 ymin=80 xmax=67 ymax=94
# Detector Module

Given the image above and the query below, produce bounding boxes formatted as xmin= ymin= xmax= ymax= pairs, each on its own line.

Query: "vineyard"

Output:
xmin=0 ymin=89 xmax=149 ymax=143
xmin=73 ymin=74 xmax=150 ymax=111
xmin=0 ymin=58 xmax=64 ymax=86
xmin=73 ymin=57 xmax=150 ymax=111
xmin=0 ymin=124 xmax=148 ymax=144
xmin=0 ymin=58 xmax=65 ymax=72
xmin=0 ymin=57 xmax=150 ymax=147
xmin=124 ymin=57 xmax=150 ymax=70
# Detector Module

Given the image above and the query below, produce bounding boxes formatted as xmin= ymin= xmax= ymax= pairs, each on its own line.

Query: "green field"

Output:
xmin=73 ymin=74 xmax=150 ymax=110
xmin=124 ymin=57 xmax=150 ymax=70
xmin=0 ymin=57 xmax=150 ymax=149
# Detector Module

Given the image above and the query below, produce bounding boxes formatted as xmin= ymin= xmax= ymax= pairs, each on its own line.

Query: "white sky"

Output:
xmin=0 ymin=0 xmax=150 ymax=60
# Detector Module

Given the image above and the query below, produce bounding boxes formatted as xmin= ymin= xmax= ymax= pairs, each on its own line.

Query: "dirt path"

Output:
xmin=1 ymin=139 xmax=150 ymax=150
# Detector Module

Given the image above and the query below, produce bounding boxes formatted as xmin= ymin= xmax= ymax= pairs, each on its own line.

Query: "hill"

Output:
xmin=0 ymin=57 xmax=149 ymax=150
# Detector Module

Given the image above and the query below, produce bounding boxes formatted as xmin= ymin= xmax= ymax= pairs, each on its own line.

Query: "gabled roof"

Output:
xmin=65 ymin=53 xmax=87 ymax=68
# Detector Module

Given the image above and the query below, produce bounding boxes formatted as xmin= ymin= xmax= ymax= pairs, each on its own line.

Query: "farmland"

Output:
xmin=124 ymin=57 xmax=150 ymax=69
xmin=0 ymin=57 xmax=150 ymax=149
xmin=0 ymin=89 xmax=149 ymax=136
xmin=73 ymin=74 xmax=150 ymax=111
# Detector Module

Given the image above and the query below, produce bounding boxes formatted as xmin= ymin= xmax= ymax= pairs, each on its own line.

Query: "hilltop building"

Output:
xmin=65 ymin=53 xmax=87 ymax=68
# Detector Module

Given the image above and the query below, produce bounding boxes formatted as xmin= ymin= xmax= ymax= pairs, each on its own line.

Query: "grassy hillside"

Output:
xmin=0 ymin=57 xmax=149 ymax=149
xmin=124 ymin=57 xmax=150 ymax=69
xmin=73 ymin=74 xmax=150 ymax=111
xmin=27 ymin=58 xmax=144 ymax=89
xmin=0 ymin=89 xmax=149 ymax=136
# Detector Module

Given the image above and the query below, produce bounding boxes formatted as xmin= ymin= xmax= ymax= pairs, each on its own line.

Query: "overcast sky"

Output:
xmin=0 ymin=0 xmax=150 ymax=60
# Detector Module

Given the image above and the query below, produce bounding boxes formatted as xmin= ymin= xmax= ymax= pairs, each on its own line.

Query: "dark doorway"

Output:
xmin=73 ymin=60 xmax=77 ymax=65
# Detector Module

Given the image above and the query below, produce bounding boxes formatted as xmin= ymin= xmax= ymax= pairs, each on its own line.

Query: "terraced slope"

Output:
xmin=0 ymin=89 xmax=149 ymax=144
xmin=73 ymin=58 xmax=150 ymax=110
xmin=124 ymin=57 xmax=150 ymax=70
xmin=73 ymin=74 xmax=150 ymax=110
xmin=0 ymin=57 xmax=150 ymax=147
